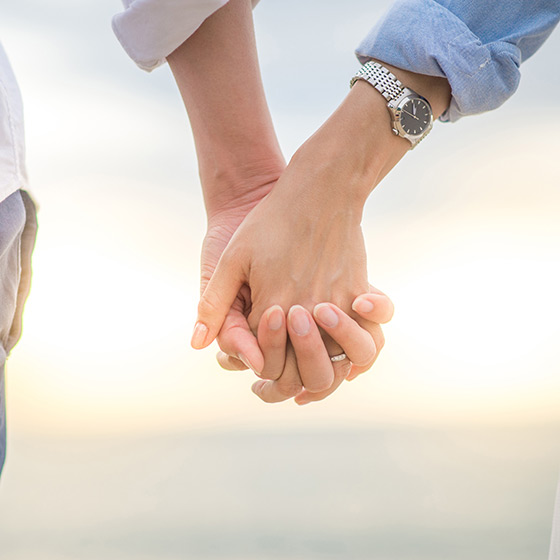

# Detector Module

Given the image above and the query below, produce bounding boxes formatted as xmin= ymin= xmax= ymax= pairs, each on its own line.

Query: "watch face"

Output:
xmin=399 ymin=97 xmax=431 ymax=136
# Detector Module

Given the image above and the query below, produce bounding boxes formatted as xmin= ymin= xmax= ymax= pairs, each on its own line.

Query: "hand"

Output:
xmin=199 ymin=175 xmax=279 ymax=374
xmin=168 ymin=0 xmax=451 ymax=403
xmin=192 ymin=140 xmax=373 ymax=400
xmin=202 ymin=184 xmax=377 ymax=404
xmin=217 ymin=286 xmax=395 ymax=404
xmin=198 ymin=166 xmax=382 ymax=403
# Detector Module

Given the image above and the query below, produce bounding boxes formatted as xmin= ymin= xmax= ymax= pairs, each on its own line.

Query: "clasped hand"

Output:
xmin=191 ymin=143 xmax=394 ymax=405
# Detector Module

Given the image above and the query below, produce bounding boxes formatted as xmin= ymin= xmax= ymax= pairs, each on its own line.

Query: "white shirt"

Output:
xmin=0 ymin=43 xmax=27 ymax=205
xmin=112 ymin=0 xmax=259 ymax=72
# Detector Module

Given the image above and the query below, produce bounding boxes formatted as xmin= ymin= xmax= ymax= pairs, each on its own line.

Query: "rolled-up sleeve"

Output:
xmin=113 ymin=0 xmax=260 ymax=72
xmin=356 ymin=0 xmax=560 ymax=122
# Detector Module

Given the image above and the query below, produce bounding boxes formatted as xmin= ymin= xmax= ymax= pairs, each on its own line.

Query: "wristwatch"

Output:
xmin=350 ymin=61 xmax=433 ymax=149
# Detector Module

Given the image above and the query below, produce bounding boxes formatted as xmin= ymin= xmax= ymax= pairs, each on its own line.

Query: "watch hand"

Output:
xmin=402 ymin=109 xmax=420 ymax=121
xmin=412 ymin=103 xmax=416 ymax=116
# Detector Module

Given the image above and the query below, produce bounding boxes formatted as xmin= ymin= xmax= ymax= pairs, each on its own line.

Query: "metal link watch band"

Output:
xmin=350 ymin=60 xmax=434 ymax=150
xmin=350 ymin=61 xmax=404 ymax=102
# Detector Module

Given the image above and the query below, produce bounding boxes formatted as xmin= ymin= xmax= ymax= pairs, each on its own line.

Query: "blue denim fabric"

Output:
xmin=0 ymin=190 xmax=36 ymax=476
xmin=356 ymin=0 xmax=560 ymax=122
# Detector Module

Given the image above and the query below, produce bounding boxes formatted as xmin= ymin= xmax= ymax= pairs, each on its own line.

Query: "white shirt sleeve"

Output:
xmin=113 ymin=0 xmax=260 ymax=72
xmin=0 ymin=43 xmax=28 ymax=203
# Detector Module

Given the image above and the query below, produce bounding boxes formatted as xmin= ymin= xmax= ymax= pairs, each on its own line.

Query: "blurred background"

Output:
xmin=0 ymin=1 xmax=559 ymax=559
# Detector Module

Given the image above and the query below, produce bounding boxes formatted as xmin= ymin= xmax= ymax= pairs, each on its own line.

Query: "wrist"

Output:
xmin=374 ymin=60 xmax=451 ymax=119
xmin=285 ymin=64 xmax=451 ymax=211
xmin=203 ymin=153 xmax=285 ymax=223
xmin=286 ymin=80 xmax=409 ymax=212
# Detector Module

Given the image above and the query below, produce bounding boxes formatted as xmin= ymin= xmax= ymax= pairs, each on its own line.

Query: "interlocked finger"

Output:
xmin=313 ymin=303 xmax=377 ymax=367
xmin=215 ymin=307 xmax=265 ymax=373
xmin=286 ymin=305 xmax=335 ymax=393
xmin=251 ymin=343 xmax=303 ymax=403
xmin=216 ymin=350 xmax=247 ymax=371
xmin=351 ymin=285 xmax=395 ymax=325
xmin=294 ymin=358 xmax=352 ymax=405
xmin=346 ymin=322 xmax=385 ymax=381
xmin=294 ymin=302 xmax=381 ymax=404
xmin=256 ymin=305 xmax=287 ymax=380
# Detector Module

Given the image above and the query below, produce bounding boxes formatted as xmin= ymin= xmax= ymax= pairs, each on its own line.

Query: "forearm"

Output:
xmin=166 ymin=0 xmax=284 ymax=219
xmin=288 ymin=63 xmax=451 ymax=213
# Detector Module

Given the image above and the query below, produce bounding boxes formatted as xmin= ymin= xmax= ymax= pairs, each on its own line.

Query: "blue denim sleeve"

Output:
xmin=355 ymin=0 xmax=560 ymax=122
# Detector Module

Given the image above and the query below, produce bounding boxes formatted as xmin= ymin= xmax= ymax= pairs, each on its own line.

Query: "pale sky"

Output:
xmin=1 ymin=0 xmax=559 ymax=436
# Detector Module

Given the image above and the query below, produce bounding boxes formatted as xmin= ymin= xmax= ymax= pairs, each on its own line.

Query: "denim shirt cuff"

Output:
xmin=355 ymin=0 xmax=522 ymax=122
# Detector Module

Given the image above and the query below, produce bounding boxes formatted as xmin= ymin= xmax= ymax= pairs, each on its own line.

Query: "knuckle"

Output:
xmin=216 ymin=331 xmax=235 ymax=354
xmin=256 ymin=391 xmax=276 ymax=404
xmin=198 ymin=292 xmax=228 ymax=322
xmin=218 ymin=244 xmax=244 ymax=275
xmin=353 ymin=347 xmax=378 ymax=368
xmin=197 ymin=296 xmax=222 ymax=318
xmin=333 ymin=361 xmax=352 ymax=380
xmin=259 ymin=367 xmax=282 ymax=381
xmin=218 ymin=323 xmax=248 ymax=351
xmin=252 ymin=381 xmax=273 ymax=403
xmin=305 ymin=379 xmax=332 ymax=393
xmin=216 ymin=353 xmax=244 ymax=371
xmin=277 ymin=381 xmax=303 ymax=398
xmin=257 ymin=392 xmax=276 ymax=404
xmin=267 ymin=336 xmax=288 ymax=350
xmin=303 ymin=366 xmax=336 ymax=392
xmin=215 ymin=351 xmax=230 ymax=368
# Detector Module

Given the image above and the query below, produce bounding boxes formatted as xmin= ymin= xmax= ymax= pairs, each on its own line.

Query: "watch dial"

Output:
xmin=399 ymin=98 xmax=431 ymax=136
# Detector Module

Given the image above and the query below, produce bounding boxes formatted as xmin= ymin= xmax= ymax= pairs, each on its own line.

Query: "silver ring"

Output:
xmin=330 ymin=353 xmax=347 ymax=363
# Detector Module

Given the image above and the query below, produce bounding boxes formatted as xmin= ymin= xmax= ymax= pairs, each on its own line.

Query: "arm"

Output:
xmin=167 ymin=1 xmax=395 ymax=397
xmin=166 ymin=0 xmax=284 ymax=374
xmin=166 ymin=0 xmax=283 ymax=220
xmin=166 ymin=0 xmax=394 ymax=400
xmin=195 ymin=63 xmax=451 ymax=402
xmin=193 ymin=0 xmax=560 ymax=402
xmin=112 ymin=0 xmax=407 ymax=403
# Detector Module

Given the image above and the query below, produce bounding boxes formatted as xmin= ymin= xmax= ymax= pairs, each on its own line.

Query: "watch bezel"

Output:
xmin=389 ymin=89 xmax=434 ymax=146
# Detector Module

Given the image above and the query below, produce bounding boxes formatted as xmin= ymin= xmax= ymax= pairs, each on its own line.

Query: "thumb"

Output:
xmin=191 ymin=250 xmax=246 ymax=349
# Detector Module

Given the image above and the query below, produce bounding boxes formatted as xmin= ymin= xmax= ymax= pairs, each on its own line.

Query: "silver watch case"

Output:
xmin=387 ymin=88 xmax=433 ymax=149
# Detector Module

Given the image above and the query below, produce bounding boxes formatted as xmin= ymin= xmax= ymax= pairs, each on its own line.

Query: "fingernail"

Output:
xmin=296 ymin=400 xmax=310 ymax=406
xmin=191 ymin=322 xmax=209 ymax=348
xmin=289 ymin=306 xmax=311 ymax=336
xmin=237 ymin=353 xmax=252 ymax=370
xmin=314 ymin=303 xmax=338 ymax=328
xmin=251 ymin=380 xmax=267 ymax=396
xmin=352 ymin=297 xmax=374 ymax=314
xmin=237 ymin=353 xmax=262 ymax=375
xmin=267 ymin=306 xmax=283 ymax=331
